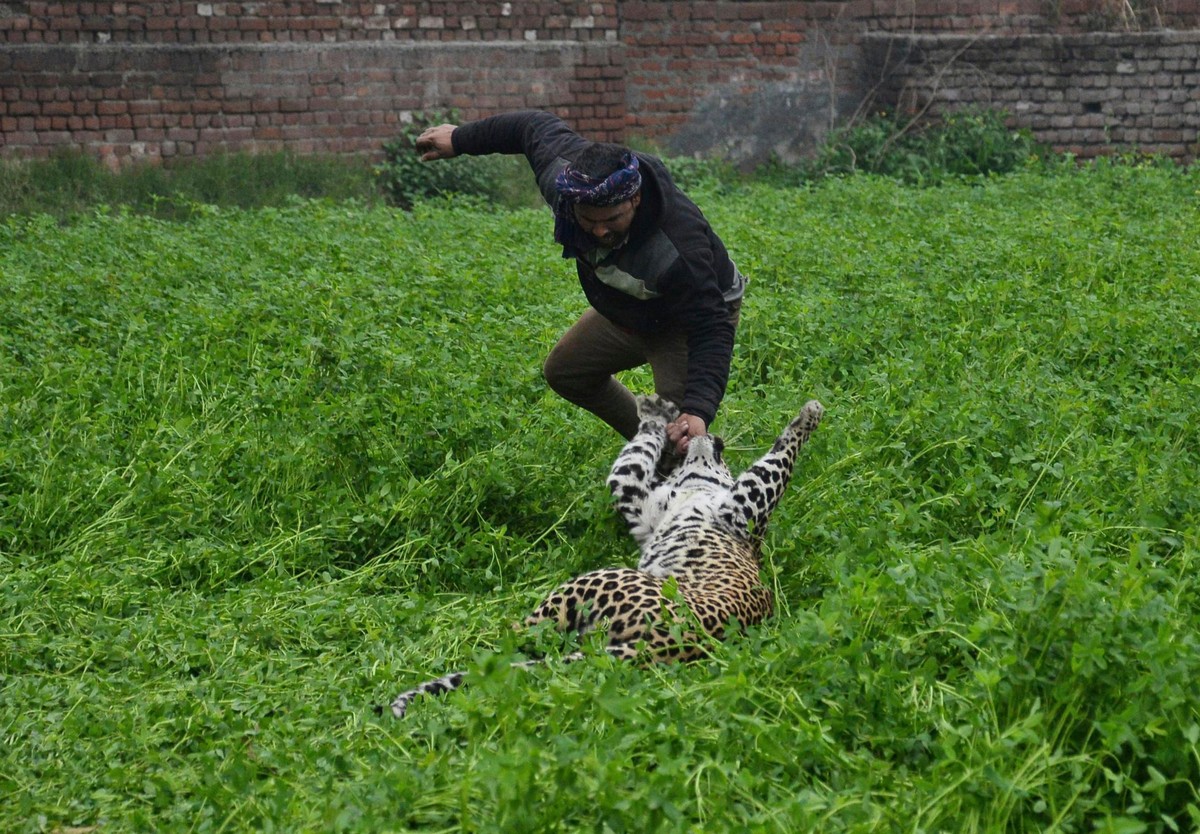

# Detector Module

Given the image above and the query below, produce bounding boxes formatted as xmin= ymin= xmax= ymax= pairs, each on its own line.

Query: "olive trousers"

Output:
xmin=541 ymin=304 xmax=740 ymax=440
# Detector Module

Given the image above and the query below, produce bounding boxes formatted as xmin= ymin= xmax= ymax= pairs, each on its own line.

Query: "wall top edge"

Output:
xmin=0 ymin=39 xmax=616 ymax=52
xmin=862 ymin=30 xmax=1200 ymax=45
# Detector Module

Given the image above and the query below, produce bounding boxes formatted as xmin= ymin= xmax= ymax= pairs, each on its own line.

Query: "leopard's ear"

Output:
xmin=711 ymin=435 xmax=725 ymax=459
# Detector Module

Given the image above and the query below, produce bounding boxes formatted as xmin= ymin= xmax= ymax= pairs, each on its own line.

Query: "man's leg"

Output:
xmin=644 ymin=330 xmax=688 ymax=409
xmin=543 ymin=309 xmax=646 ymax=439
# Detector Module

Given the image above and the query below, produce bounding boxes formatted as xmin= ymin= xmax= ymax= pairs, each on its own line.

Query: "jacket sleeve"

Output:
xmin=664 ymin=250 xmax=736 ymax=427
xmin=451 ymin=110 xmax=589 ymax=200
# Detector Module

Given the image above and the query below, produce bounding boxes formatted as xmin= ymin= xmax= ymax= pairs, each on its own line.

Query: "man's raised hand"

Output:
xmin=415 ymin=124 xmax=458 ymax=161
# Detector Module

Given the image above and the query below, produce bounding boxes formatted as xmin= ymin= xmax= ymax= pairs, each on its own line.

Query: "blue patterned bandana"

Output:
xmin=553 ymin=153 xmax=642 ymax=257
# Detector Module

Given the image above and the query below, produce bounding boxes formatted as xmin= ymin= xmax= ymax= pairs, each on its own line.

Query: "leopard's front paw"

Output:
xmin=636 ymin=394 xmax=680 ymax=426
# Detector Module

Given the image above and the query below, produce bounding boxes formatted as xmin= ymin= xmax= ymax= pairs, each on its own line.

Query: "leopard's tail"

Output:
xmin=376 ymin=670 xmax=471 ymax=718
xmin=378 ymin=655 xmax=587 ymax=719
xmin=380 ymin=645 xmax=650 ymax=718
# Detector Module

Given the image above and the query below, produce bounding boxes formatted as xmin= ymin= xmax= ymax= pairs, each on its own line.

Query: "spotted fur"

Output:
xmin=381 ymin=395 xmax=824 ymax=718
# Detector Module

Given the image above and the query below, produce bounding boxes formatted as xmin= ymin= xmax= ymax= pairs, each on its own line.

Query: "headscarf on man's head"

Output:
xmin=553 ymin=152 xmax=642 ymax=257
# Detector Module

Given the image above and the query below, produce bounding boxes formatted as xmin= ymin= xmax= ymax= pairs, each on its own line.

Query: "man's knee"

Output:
xmin=543 ymin=345 xmax=603 ymax=401
xmin=542 ymin=345 xmax=574 ymax=396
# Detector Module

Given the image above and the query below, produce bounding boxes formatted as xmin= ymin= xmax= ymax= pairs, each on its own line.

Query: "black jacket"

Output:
xmin=451 ymin=110 xmax=743 ymax=427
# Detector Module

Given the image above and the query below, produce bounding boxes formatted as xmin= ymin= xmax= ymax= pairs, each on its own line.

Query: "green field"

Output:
xmin=2 ymin=163 xmax=1199 ymax=832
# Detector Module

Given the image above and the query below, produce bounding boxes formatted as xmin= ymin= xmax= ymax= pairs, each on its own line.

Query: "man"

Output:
xmin=415 ymin=110 xmax=745 ymax=455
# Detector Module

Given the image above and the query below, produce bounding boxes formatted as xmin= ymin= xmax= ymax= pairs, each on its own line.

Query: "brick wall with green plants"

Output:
xmin=864 ymin=29 xmax=1200 ymax=163
xmin=6 ymin=0 xmax=1200 ymax=166
xmin=2 ymin=138 xmax=1198 ymax=831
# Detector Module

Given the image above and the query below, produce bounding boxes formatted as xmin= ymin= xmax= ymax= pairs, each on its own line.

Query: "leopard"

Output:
xmin=381 ymin=394 xmax=824 ymax=718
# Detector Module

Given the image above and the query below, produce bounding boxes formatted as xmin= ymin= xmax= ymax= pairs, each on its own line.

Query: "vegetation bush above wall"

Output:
xmin=760 ymin=109 xmax=1053 ymax=186
xmin=2 ymin=160 xmax=1198 ymax=832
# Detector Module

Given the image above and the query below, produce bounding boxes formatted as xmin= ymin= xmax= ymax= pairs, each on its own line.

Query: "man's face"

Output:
xmin=573 ymin=192 xmax=641 ymax=248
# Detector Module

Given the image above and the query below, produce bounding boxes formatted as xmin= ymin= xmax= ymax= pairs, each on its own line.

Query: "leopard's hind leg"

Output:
xmin=381 ymin=567 xmax=668 ymax=719
xmin=718 ymin=400 xmax=824 ymax=538
xmin=523 ymin=566 xmax=668 ymax=636
xmin=526 ymin=567 xmax=709 ymax=663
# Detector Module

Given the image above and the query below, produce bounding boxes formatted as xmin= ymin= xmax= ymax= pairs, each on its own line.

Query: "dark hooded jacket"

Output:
xmin=451 ymin=110 xmax=745 ymax=428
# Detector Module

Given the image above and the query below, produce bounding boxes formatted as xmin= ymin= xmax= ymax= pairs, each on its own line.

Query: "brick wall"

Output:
xmin=0 ymin=1 xmax=620 ymax=44
xmin=0 ymin=40 xmax=623 ymax=166
xmin=858 ymin=0 xmax=1200 ymax=34
xmin=620 ymin=2 xmax=856 ymax=160
xmin=1 ymin=0 xmax=1198 ymax=165
xmin=618 ymin=0 xmax=1200 ymax=161
xmin=863 ymin=30 xmax=1200 ymax=161
xmin=0 ymin=3 xmax=626 ymax=166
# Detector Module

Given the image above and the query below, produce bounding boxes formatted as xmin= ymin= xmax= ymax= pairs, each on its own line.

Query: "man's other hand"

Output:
xmin=666 ymin=413 xmax=707 ymax=456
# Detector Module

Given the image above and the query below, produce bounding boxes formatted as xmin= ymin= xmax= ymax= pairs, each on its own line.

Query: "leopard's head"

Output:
xmin=678 ymin=433 xmax=732 ymax=485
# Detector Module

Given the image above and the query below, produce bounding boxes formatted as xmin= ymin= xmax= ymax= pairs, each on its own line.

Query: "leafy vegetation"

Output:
xmin=0 ymin=108 xmax=1046 ymax=225
xmin=375 ymin=111 xmax=543 ymax=210
xmin=0 ymin=149 xmax=381 ymax=222
xmin=1 ymin=160 xmax=1198 ymax=832
xmin=762 ymin=109 xmax=1051 ymax=186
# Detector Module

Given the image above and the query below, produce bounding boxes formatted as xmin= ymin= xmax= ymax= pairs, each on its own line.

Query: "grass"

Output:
xmin=1 ymin=159 xmax=1198 ymax=832
xmin=0 ymin=147 xmax=545 ymax=223
xmin=0 ymin=150 xmax=381 ymax=221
